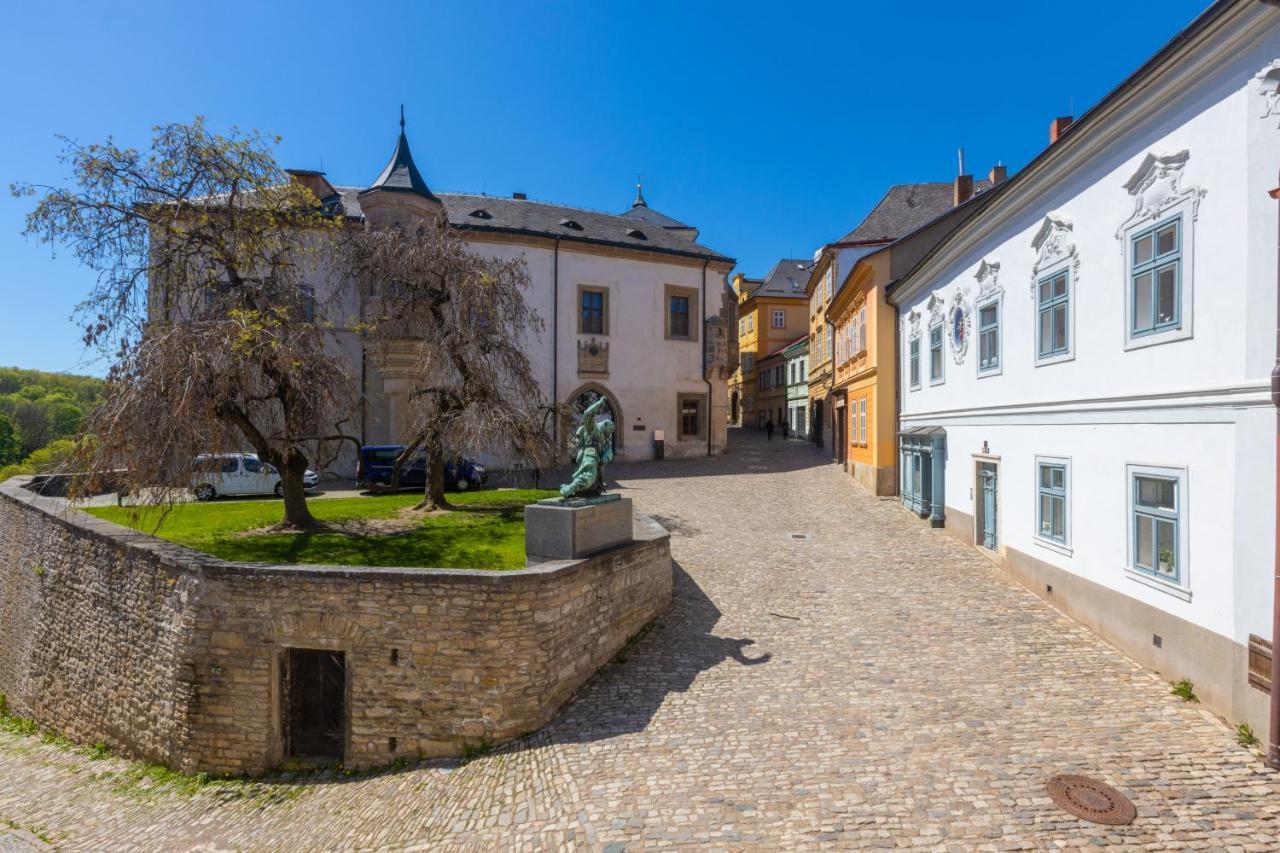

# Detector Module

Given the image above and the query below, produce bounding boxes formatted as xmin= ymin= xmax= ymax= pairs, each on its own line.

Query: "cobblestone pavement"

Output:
xmin=3 ymin=429 xmax=1280 ymax=850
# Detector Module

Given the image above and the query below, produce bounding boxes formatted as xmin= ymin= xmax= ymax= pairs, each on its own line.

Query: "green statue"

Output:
xmin=559 ymin=396 xmax=616 ymax=500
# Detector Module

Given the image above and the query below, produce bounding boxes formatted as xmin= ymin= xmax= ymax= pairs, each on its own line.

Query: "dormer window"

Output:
xmin=626 ymin=228 xmax=647 ymax=240
xmin=468 ymin=208 xmax=492 ymax=219
xmin=560 ymin=218 xmax=583 ymax=230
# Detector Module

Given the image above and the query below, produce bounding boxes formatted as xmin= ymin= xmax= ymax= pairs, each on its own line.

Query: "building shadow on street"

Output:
xmin=517 ymin=559 xmax=770 ymax=749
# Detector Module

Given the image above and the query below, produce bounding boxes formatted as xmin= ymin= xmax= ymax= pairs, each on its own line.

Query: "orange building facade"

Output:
xmin=827 ymin=249 xmax=898 ymax=495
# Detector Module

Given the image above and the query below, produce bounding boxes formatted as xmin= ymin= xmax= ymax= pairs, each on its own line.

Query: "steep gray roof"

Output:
xmin=620 ymin=204 xmax=692 ymax=230
xmin=838 ymin=181 xmax=992 ymax=244
xmin=331 ymin=188 xmax=732 ymax=263
xmin=749 ymin=258 xmax=812 ymax=299
xmin=360 ymin=111 xmax=438 ymax=201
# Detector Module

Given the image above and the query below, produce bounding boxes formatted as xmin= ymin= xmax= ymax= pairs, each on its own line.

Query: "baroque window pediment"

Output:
xmin=1115 ymin=149 xmax=1206 ymax=245
xmin=974 ymin=259 xmax=1002 ymax=301
xmin=1030 ymin=213 xmax=1079 ymax=296
xmin=906 ymin=308 xmax=921 ymax=338
xmin=926 ymin=293 xmax=946 ymax=328
xmin=1256 ymin=60 xmax=1280 ymax=127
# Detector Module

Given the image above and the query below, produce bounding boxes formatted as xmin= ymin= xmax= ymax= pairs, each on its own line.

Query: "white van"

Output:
xmin=191 ymin=453 xmax=320 ymax=500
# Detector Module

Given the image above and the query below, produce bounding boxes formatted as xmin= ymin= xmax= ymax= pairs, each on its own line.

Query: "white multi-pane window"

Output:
xmin=1035 ymin=458 xmax=1070 ymax=550
xmin=1130 ymin=217 xmax=1181 ymax=338
xmin=1036 ymin=269 xmax=1071 ymax=362
xmin=928 ymin=324 xmax=944 ymax=384
xmin=772 ymin=308 xmax=786 ymax=328
xmin=908 ymin=336 xmax=921 ymax=389
xmin=977 ymin=298 xmax=1000 ymax=376
xmin=1127 ymin=465 xmax=1186 ymax=591
xmin=858 ymin=398 xmax=867 ymax=446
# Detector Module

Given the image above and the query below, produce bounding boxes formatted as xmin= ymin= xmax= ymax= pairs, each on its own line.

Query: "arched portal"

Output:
xmin=565 ymin=382 xmax=623 ymax=453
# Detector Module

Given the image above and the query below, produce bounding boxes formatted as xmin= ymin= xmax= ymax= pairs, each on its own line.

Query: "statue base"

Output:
xmin=525 ymin=496 xmax=633 ymax=564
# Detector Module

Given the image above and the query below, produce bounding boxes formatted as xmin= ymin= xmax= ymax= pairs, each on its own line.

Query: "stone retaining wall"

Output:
xmin=0 ymin=481 xmax=672 ymax=775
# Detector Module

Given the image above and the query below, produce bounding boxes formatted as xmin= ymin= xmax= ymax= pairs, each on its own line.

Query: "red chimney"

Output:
xmin=1050 ymin=116 xmax=1074 ymax=144
xmin=988 ymin=164 xmax=1008 ymax=185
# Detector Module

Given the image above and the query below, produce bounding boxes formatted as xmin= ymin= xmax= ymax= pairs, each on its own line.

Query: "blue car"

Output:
xmin=359 ymin=445 xmax=488 ymax=491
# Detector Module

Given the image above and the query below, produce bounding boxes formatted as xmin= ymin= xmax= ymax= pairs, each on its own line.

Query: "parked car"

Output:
xmin=191 ymin=452 xmax=319 ymax=500
xmin=358 ymin=445 xmax=487 ymax=491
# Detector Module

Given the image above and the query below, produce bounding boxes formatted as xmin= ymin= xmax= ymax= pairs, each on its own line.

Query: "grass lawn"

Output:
xmin=85 ymin=489 xmax=560 ymax=570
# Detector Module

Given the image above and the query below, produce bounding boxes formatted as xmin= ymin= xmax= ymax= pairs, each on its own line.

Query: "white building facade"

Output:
xmin=291 ymin=123 xmax=737 ymax=477
xmin=889 ymin=0 xmax=1280 ymax=734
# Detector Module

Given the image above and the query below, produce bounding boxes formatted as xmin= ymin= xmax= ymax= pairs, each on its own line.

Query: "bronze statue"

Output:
xmin=559 ymin=397 xmax=615 ymax=500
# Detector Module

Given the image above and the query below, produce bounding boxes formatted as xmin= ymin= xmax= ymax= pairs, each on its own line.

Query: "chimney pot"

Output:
xmin=954 ymin=174 xmax=974 ymax=207
xmin=1049 ymin=116 xmax=1074 ymax=144
xmin=988 ymin=164 xmax=1008 ymax=185
xmin=512 ymin=192 xmax=527 ymax=200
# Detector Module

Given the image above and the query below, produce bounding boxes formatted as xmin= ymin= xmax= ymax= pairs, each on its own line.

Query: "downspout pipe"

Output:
xmin=1267 ymin=179 xmax=1280 ymax=768
xmin=552 ymin=237 xmax=560 ymax=444
xmin=702 ymin=259 xmax=713 ymax=456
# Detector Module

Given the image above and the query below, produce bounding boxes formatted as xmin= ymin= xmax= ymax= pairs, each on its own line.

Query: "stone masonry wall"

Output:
xmin=0 ymin=480 xmax=671 ymax=776
xmin=0 ymin=482 xmax=199 ymax=769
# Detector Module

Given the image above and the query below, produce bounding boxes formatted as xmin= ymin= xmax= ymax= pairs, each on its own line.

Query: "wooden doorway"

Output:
xmin=284 ymin=648 xmax=346 ymax=762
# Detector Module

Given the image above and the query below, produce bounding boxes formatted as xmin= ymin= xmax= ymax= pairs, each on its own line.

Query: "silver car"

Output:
xmin=191 ymin=452 xmax=319 ymax=500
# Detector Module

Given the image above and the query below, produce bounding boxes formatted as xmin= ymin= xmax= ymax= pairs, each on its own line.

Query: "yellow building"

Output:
xmin=827 ymin=172 xmax=1005 ymax=493
xmin=728 ymin=259 xmax=811 ymax=428
xmin=807 ymin=180 xmax=997 ymax=457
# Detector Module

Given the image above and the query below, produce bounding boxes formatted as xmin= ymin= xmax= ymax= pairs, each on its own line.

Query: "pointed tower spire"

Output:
xmin=632 ymin=176 xmax=647 ymax=208
xmin=362 ymin=106 xmax=437 ymax=201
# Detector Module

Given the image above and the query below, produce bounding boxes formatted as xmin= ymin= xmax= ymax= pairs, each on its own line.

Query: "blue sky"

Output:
xmin=0 ymin=0 xmax=1210 ymax=375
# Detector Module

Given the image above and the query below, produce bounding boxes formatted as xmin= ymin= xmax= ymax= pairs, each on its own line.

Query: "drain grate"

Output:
xmin=1045 ymin=775 xmax=1136 ymax=825
xmin=786 ymin=532 xmax=815 ymax=542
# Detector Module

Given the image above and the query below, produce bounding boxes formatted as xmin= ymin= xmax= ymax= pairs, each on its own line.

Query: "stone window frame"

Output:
xmin=676 ymin=392 xmax=706 ymax=440
xmin=664 ymin=285 xmax=700 ymax=342
xmin=577 ymin=284 xmax=610 ymax=336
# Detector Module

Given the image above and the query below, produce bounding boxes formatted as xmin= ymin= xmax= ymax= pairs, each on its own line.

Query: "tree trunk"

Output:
xmin=280 ymin=462 xmax=319 ymax=529
xmin=416 ymin=444 xmax=451 ymax=511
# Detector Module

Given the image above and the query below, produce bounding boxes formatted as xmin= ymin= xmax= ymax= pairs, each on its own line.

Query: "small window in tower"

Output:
xmin=560 ymin=218 xmax=583 ymax=230
xmin=626 ymin=228 xmax=647 ymax=240
xmin=468 ymin=208 xmax=492 ymax=219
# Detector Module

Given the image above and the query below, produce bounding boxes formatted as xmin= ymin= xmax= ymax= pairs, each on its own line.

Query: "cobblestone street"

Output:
xmin=3 ymin=428 xmax=1280 ymax=850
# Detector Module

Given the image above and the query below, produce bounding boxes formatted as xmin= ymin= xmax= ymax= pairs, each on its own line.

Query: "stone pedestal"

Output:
xmin=525 ymin=497 xmax=633 ymax=564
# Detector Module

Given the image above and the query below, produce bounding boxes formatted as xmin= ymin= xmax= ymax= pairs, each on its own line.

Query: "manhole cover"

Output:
xmin=1045 ymin=774 xmax=1136 ymax=825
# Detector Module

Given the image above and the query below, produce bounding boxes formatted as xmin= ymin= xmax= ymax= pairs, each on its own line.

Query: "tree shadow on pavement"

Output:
xmin=525 ymin=560 xmax=770 ymax=748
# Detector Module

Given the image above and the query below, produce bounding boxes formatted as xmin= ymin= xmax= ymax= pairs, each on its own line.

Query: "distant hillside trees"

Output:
xmin=0 ymin=366 xmax=104 ymax=479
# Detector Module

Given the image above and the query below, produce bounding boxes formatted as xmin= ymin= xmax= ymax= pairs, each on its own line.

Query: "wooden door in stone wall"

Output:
xmin=284 ymin=649 xmax=347 ymax=761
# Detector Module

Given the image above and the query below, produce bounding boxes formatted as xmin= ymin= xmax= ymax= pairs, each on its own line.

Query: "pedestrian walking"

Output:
xmin=766 ymin=418 xmax=775 ymax=441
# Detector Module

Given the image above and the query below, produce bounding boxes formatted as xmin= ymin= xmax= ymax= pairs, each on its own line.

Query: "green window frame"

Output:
xmin=1036 ymin=462 xmax=1067 ymax=543
xmin=1036 ymin=269 xmax=1070 ymax=359
xmin=977 ymin=300 xmax=999 ymax=372
xmin=928 ymin=325 xmax=944 ymax=384
xmin=909 ymin=336 xmax=921 ymax=389
xmin=1133 ymin=473 xmax=1179 ymax=584
xmin=1130 ymin=216 xmax=1181 ymax=337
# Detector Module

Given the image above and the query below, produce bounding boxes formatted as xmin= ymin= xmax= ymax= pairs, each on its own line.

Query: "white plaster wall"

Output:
xmin=894 ymin=27 xmax=1280 ymax=644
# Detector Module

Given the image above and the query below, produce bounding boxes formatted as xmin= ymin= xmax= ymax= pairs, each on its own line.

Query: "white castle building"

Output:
xmin=289 ymin=115 xmax=737 ymax=474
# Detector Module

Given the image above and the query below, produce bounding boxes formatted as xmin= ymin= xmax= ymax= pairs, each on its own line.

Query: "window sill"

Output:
xmin=1124 ymin=567 xmax=1191 ymax=602
xmin=928 ymin=378 xmax=945 ymax=387
xmin=976 ymin=366 xmax=1002 ymax=379
xmin=1034 ymin=351 xmax=1074 ymax=368
xmin=1123 ymin=327 xmax=1191 ymax=352
xmin=1033 ymin=536 xmax=1072 ymax=557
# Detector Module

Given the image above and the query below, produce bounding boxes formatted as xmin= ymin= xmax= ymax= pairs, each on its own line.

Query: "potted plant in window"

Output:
xmin=1158 ymin=547 xmax=1175 ymax=576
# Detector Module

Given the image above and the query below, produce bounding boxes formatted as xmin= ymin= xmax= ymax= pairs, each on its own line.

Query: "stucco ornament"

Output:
xmin=948 ymin=289 xmax=972 ymax=365
xmin=926 ymin=293 xmax=946 ymax=328
xmin=1255 ymin=60 xmax=1280 ymax=127
xmin=1030 ymin=213 xmax=1080 ymax=296
xmin=975 ymin=259 xmax=1003 ymax=301
xmin=1114 ymin=149 xmax=1206 ymax=247
xmin=557 ymin=395 xmax=616 ymax=500
xmin=906 ymin=308 xmax=921 ymax=339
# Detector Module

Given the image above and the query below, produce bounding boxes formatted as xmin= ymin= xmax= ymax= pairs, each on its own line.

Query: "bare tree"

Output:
xmin=13 ymin=118 xmax=357 ymax=529
xmin=343 ymin=222 xmax=562 ymax=510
